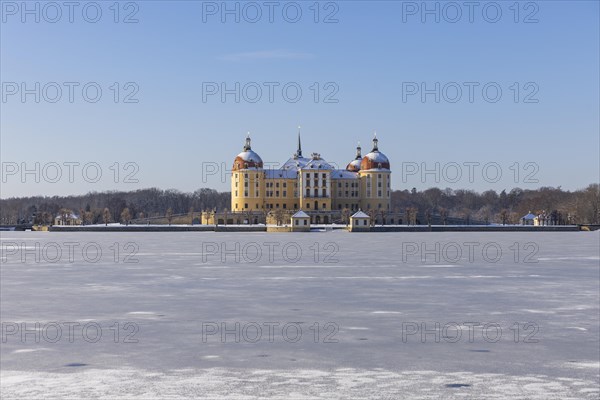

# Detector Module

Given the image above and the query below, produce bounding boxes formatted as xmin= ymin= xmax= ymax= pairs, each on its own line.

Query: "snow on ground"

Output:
xmin=1 ymin=231 xmax=599 ymax=398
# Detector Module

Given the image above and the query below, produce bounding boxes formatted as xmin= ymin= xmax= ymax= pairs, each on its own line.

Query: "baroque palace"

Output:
xmin=204 ymin=131 xmax=400 ymax=225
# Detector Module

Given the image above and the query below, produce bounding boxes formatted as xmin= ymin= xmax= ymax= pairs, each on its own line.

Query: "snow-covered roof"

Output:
xmin=281 ymin=156 xmax=310 ymax=170
xmin=302 ymin=159 xmax=334 ymax=170
xmin=291 ymin=210 xmax=310 ymax=218
xmin=331 ymin=170 xmax=359 ymax=179
xmin=236 ymin=149 xmax=263 ymax=164
xmin=522 ymin=213 xmax=536 ymax=220
xmin=351 ymin=211 xmax=370 ymax=218
xmin=264 ymin=169 xmax=298 ymax=179
xmin=346 ymin=159 xmax=361 ymax=172
xmin=56 ymin=212 xmax=79 ymax=219
xmin=364 ymin=151 xmax=389 ymax=164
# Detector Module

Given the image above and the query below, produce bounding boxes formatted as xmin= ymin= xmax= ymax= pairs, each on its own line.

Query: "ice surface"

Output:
xmin=1 ymin=231 xmax=599 ymax=398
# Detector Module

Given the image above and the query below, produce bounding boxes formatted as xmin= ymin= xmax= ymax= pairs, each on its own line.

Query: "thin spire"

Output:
xmin=355 ymin=141 xmax=362 ymax=159
xmin=244 ymin=132 xmax=251 ymax=151
xmin=297 ymin=126 xmax=302 ymax=158
xmin=372 ymin=131 xmax=379 ymax=152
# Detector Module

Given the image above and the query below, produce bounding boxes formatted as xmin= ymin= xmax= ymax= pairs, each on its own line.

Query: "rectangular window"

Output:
xmin=244 ymin=203 xmax=248 ymax=208
xmin=283 ymin=191 xmax=287 ymax=197
xmin=276 ymin=182 xmax=279 ymax=188
xmin=276 ymin=191 xmax=279 ymax=197
xmin=283 ymin=204 xmax=287 ymax=209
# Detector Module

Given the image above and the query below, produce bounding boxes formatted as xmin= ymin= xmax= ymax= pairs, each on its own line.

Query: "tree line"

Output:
xmin=0 ymin=184 xmax=598 ymax=225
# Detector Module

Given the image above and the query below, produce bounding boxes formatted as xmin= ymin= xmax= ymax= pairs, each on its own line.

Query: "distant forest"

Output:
xmin=0 ymin=184 xmax=598 ymax=225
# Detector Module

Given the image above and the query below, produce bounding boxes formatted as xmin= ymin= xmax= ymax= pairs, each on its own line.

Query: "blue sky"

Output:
xmin=1 ymin=0 xmax=598 ymax=197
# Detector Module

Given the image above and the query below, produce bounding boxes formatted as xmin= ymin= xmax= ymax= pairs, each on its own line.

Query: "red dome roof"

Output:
xmin=232 ymin=150 xmax=263 ymax=171
xmin=346 ymin=159 xmax=361 ymax=172
xmin=360 ymin=152 xmax=390 ymax=170
xmin=360 ymin=134 xmax=390 ymax=170
xmin=232 ymin=134 xmax=264 ymax=171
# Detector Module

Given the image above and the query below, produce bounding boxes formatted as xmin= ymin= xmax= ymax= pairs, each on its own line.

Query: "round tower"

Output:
xmin=231 ymin=133 xmax=265 ymax=212
xmin=358 ymin=133 xmax=391 ymax=211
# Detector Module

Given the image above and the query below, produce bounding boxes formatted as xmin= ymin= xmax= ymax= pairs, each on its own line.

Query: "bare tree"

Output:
xmin=166 ymin=207 xmax=173 ymax=225
xmin=367 ymin=209 xmax=378 ymax=227
xmin=440 ymin=208 xmax=448 ymax=225
xmin=102 ymin=208 xmax=111 ymax=226
xmin=379 ymin=209 xmax=387 ymax=226
xmin=188 ymin=207 xmax=195 ymax=225
xmin=121 ymin=208 xmax=131 ymax=226
xmin=84 ymin=211 xmax=94 ymax=225
xmin=274 ymin=208 xmax=286 ymax=226
xmin=341 ymin=208 xmax=351 ymax=227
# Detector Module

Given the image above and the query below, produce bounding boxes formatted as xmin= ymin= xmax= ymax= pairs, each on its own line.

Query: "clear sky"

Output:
xmin=1 ymin=0 xmax=599 ymax=198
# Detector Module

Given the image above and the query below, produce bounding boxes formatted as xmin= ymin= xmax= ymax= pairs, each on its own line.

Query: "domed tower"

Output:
xmin=346 ymin=142 xmax=362 ymax=172
xmin=231 ymin=133 xmax=265 ymax=212
xmin=359 ymin=133 xmax=391 ymax=212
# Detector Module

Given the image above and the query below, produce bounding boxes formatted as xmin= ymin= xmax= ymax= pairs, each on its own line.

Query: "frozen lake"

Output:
xmin=1 ymin=231 xmax=599 ymax=399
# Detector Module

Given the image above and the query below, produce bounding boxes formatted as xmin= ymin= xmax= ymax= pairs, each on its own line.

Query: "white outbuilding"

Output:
xmin=349 ymin=210 xmax=371 ymax=232
xmin=290 ymin=210 xmax=310 ymax=232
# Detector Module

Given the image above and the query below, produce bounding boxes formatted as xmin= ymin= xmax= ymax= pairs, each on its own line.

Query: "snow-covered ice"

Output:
xmin=1 ymin=231 xmax=598 ymax=398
